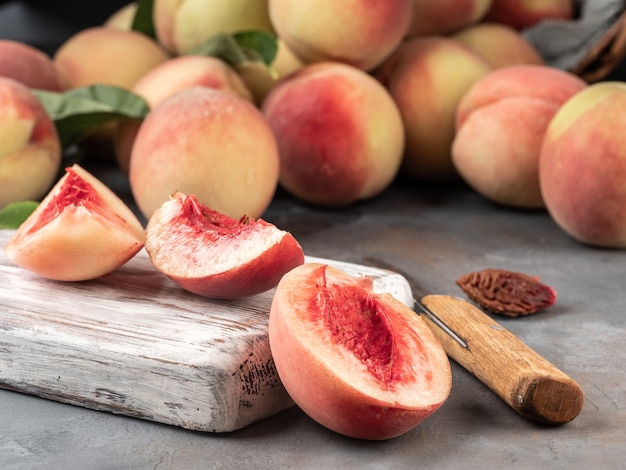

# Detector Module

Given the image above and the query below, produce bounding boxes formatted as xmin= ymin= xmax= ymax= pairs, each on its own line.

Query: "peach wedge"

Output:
xmin=4 ymin=164 xmax=146 ymax=281
xmin=144 ymin=192 xmax=304 ymax=299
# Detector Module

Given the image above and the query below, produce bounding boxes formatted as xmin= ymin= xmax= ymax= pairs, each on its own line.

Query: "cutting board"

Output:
xmin=0 ymin=229 xmax=413 ymax=432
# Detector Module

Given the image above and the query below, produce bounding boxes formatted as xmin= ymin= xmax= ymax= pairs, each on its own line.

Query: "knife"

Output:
xmin=365 ymin=257 xmax=584 ymax=425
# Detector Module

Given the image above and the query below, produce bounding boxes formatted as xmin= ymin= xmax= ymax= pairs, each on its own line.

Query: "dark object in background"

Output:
xmin=0 ymin=1 xmax=129 ymax=54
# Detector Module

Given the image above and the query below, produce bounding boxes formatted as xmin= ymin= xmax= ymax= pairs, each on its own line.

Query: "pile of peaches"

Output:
xmin=0 ymin=0 xmax=624 ymax=439
xmin=1 ymin=0 xmax=625 ymax=248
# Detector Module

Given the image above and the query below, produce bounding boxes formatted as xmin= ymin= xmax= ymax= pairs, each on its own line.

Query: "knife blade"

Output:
xmin=365 ymin=257 xmax=584 ymax=425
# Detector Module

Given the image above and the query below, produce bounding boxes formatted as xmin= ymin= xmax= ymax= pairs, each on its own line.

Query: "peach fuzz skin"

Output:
xmin=375 ymin=37 xmax=492 ymax=182
xmin=483 ymin=0 xmax=573 ymax=30
xmin=406 ymin=0 xmax=492 ymax=37
xmin=113 ymin=55 xmax=253 ymax=174
xmin=540 ymin=82 xmax=626 ymax=248
xmin=53 ymin=27 xmax=170 ymax=90
xmin=262 ymin=62 xmax=405 ymax=207
xmin=0 ymin=78 xmax=61 ymax=209
xmin=0 ymin=40 xmax=64 ymax=92
xmin=129 ymin=87 xmax=280 ymax=221
xmin=269 ymin=0 xmax=412 ymax=71
xmin=452 ymin=65 xmax=586 ymax=209
xmin=452 ymin=23 xmax=544 ymax=69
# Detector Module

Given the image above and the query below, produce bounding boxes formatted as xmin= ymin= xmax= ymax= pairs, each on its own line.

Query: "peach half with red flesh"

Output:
xmin=144 ymin=192 xmax=305 ymax=299
xmin=4 ymin=164 xmax=146 ymax=281
xmin=269 ymin=263 xmax=452 ymax=440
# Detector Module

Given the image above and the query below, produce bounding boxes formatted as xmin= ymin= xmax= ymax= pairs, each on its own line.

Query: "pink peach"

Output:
xmin=407 ymin=0 xmax=492 ymax=37
xmin=262 ymin=62 xmax=405 ymax=207
xmin=0 ymin=40 xmax=64 ymax=91
xmin=129 ymin=87 xmax=279 ymax=220
xmin=113 ymin=55 xmax=254 ymax=173
xmin=483 ymin=0 xmax=574 ymax=31
xmin=540 ymin=82 xmax=626 ymax=247
xmin=452 ymin=65 xmax=587 ymax=208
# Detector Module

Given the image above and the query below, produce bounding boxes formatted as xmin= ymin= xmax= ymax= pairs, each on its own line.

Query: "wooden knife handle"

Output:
xmin=421 ymin=294 xmax=584 ymax=425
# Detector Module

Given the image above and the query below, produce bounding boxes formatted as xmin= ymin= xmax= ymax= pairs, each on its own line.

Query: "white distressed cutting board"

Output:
xmin=0 ymin=229 xmax=413 ymax=432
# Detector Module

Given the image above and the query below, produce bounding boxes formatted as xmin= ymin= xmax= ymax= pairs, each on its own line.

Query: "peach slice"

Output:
xmin=4 ymin=164 xmax=146 ymax=281
xmin=269 ymin=263 xmax=452 ymax=440
xmin=144 ymin=192 xmax=304 ymax=299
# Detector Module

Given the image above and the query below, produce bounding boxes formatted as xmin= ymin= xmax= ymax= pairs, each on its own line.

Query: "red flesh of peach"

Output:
xmin=145 ymin=192 xmax=304 ymax=299
xmin=4 ymin=164 xmax=146 ymax=281
xmin=269 ymin=263 xmax=452 ymax=440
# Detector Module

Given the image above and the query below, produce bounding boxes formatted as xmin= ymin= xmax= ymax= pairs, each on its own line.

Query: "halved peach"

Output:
xmin=269 ymin=263 xmax=452 ymax=440
xmin=4 ymin=164 xmax=146 ymax=281
xmin=144 ymin=192 xmax=304 ymax=299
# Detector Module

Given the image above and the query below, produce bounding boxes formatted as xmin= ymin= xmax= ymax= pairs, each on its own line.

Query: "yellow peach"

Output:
xmin=154 ymin=0 xmax=274 ymax=55
xmin=104 ymin=2 xmax=138 ymax=30
xmin=452 ymin=23 xmax=544 ymax=69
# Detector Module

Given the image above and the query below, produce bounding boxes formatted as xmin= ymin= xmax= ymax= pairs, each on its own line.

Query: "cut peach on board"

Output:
xmin=144 ymin=192 xmax=304 ymax=299
xmin=269 ymin=263 xmax=452 ymax=440
xmin=4 ymin=164 xmax=146 ymax=281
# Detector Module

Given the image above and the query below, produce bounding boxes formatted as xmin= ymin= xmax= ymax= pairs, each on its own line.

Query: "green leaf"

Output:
xmin=0 ymin=201 xmax=38 ymax=229
xmin=33 ymin=85 xmax=150 ymax=151
xmin=188 ymin=31 xmax=278 ymax=67
xmin=233 ymin=31 xmax=278 ymax=66
xmin=132 ymin=0 xmax=157 ymax=40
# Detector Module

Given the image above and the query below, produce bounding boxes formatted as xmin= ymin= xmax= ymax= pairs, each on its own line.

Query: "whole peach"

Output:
xmin=0 ymin=40 xmax=64 ymax=92
xmin=452 ymin=65 xmax=586 ymax=208
xmin=484 ymin=0 xmax=573 ymax=30
xmin=540 ymin=82 xmax=626 ymax=248
xmin=452 ymin=23 xmax=544 ymax=69
xmin=407 ymin=0 xmax=492 ymax=37
xmin=154 ymin=0 xmax=274 ymax=55
xmin=269 ymin=0 xmax=412 ymax=71
xmin=114 ymin=55 xmax=254 ymax=173
xmin=129 ymin=87 xmax=279 ymax=220
xmin=376 ymin=37 xmax=492 ymax=181
xmin=53 ymin=27 xmax=170 ymax=90
xmin=0 ymin=78 xmax=61 ymax=209
xmin=262 ymin=62 xmax=405 ymax=207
